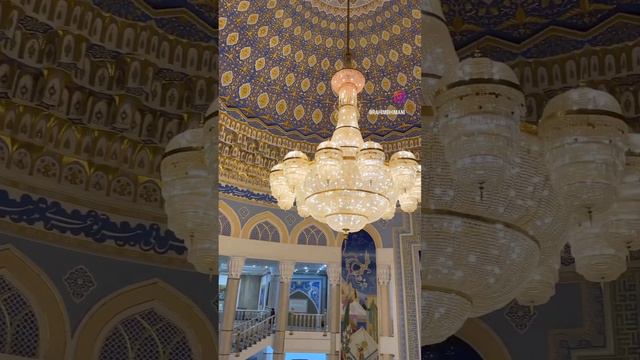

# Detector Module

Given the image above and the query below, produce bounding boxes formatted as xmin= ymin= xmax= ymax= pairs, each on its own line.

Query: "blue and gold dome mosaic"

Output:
xmin=219 ymin=0 xmax=422 ymax=143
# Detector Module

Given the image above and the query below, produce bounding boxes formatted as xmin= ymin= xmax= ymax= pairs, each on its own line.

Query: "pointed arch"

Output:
xmin=363 ymin=224 xmax=383 ymax=249
xmin=72 ymin=280 xmax=216 ymax=360
xmin=290 ymin=218 xmax=335 ymax=247
xmin=218 ymin=200 xmax=240 ymax=238
xmin=0 ymin=245 xmax=70 ymax=359
xmin=241 ymin=211 xmax=289 ymax=243
xmin=456 ymin=318 xmax=511 ymax=360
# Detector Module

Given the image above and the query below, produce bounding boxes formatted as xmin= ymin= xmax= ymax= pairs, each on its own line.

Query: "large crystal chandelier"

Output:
xmin=269 ymin=0 xmax=420 ymax=233
xmin=160 ymin=100 xmax=219 ymax=274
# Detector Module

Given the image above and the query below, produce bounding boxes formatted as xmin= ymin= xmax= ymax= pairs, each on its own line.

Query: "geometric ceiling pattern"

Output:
xmin=219 ymin=0 xmax=421 ymax=143
xmin=93 ymin=0 xmax=218 ymax=43
xmin=442 ymin=0 xmax=640 ymax=61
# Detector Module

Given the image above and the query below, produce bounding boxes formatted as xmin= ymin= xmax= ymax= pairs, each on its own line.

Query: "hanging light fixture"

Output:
xmin=161 ymin=126 xmax=217 ymax=274
xmin=434 ymin=54 xmax=525 ymax=189
xmin=539 ymin=86 xmax=629 ymax=224
xmin=603 ymin=150 xmax=640 ymax=251
xmin=269 ymin=0 xmax=419 ymax=233
xmin=421 ymin=127 xmax=544 ymax=344
xmin=569 ymin=222 xmax=628 ymax=283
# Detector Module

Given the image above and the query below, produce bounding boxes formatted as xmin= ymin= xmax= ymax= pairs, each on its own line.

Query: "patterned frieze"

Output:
xmin=219 ymin=108 xmax=421 ymax=194
xmin=508 ymin=39 xmax=640 ymax=130
xmin=0 ymin=0 xmax=218 ymax=214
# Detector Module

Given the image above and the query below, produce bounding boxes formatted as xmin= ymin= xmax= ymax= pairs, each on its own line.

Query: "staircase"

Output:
xmin=225 ymin=310 xmax=328 ymax=358
xmin=232 ymin=315 xmax=277 ymax=353
xmin=233 ymin=310 xmax=271 ymax=332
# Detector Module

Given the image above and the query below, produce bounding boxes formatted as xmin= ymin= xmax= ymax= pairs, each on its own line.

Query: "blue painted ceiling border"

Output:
xmin=0 ymin=189 xmax=186 ymax=255
xmin=219 ymin=184 xmax=276 ymax=204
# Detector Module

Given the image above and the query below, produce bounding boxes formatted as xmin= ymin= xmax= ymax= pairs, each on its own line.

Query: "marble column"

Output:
xmin=327 ymin=262 xmax=341 ymax=360
xmin=219 ymin=256 xmax=245 ymax=360
xmin=377 ymin=264 xmax=393 ymax=360
xmin=273 ymin=261 xmax=295 ymax=360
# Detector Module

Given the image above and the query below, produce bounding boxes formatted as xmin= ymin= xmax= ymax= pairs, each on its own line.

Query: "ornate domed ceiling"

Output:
xmin=0 ymin=0 xmax=217 ymax=260
xmin=219 ymin=0 xmax=422 ymax=143
xmin=441 ymin=1 xmax=640 ymax=60
xmin=306 ymin=0 xmax=389 ymax=17
xmin=435 ymin=0 xmax=640 ymax=130
xmin=92 ymin=0 xmax=217 ymax=42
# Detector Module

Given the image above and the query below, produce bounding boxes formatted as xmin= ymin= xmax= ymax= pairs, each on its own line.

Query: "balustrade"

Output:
xmin=227 ymin=311 xmax=327 ymax=354
xmin=235 ymin=309 xmax=271 ymax=322
xmin=287 ymin=312 xmax=327 ymax=332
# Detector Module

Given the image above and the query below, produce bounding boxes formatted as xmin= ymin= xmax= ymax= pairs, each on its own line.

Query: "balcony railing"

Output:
xmin=235 ymin=309 xmax=271 ymax=322
xmin=287 ymin=312 xmax=327 ymax=332
xmin=218 ymin=309 xmax=271 ymax=326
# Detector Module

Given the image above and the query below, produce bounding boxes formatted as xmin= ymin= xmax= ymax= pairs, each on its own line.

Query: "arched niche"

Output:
xmin=218 ymin=200 xmax=241 ymax=237
xmin=72 ymin=280 xmax=216 ymax=359
xmin=0 ymin=245 xmax=70 ymax=359
xmin=240 ymin=211 xmax=289 ymax=243
xmin=290 ymin=218 xmax=335 ymax=247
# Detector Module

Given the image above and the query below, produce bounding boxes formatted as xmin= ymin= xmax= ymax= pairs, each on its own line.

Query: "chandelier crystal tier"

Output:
xmin=603 ymin=155 xmax=640 ymax=251
xmin=269 ymin=0 xmax=419 ymax=233
xmin=422 ymin=55 xmax=570 ymax=345
xmin=539 ymin=87 xmax=629 ymax=223
xmin=569 ymin=222 xmax=629 ymax=282
xmin=423 ymin=58 xmax=640 ymax=343
xmin=160 ymin=125 xmax=218 ymax=274
xmin=434 ymin=55 xmax=525 ymax=189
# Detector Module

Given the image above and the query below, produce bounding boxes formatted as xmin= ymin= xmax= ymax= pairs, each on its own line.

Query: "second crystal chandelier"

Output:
xmin=269 ymin=0 xmax=420 ymax=233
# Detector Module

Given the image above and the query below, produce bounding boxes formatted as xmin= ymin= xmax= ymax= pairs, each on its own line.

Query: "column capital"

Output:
xmin=279 ymin=261 xmax=296 ymax=282
xmin=228 ymin=256 xmax=245 ymax=278
xmin=327 ymin=262 xmax=341 ymax=286
xmin=377 ymin=264 xmax=391 ymax=286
